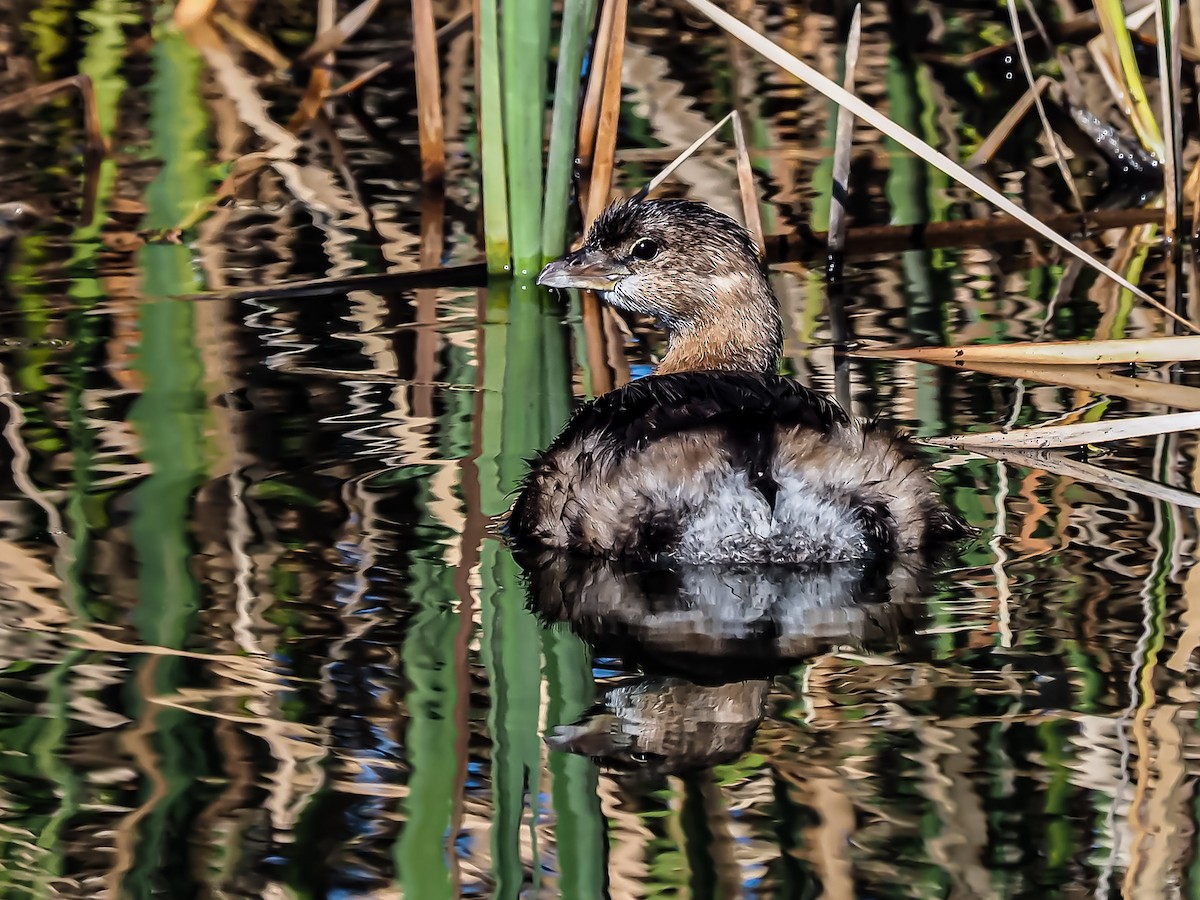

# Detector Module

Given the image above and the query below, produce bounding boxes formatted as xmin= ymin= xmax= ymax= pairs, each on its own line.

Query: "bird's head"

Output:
xmin=537 ymin=197 xmax=781 ymax=373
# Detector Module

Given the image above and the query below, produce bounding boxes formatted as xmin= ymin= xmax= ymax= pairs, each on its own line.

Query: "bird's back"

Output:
xmin=504 ymin=372 xmax=965 ymax=564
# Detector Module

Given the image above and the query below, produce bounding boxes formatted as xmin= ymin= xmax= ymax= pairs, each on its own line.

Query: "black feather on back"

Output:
xmin=544 ymin=371 xmax=847 ymax=457
xmin=505 ymin=372 xmax=848 ymax=544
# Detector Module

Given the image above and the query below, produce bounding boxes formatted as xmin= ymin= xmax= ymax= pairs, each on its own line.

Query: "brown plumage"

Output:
xmin=504 ymin=196 xmax=967 ymax=565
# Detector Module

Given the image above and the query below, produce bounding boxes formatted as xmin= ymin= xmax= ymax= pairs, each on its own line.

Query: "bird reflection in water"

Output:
xmin=522 ymin=553 xmax=931 ymax=775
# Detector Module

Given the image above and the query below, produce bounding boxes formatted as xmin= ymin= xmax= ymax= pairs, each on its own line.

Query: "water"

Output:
xmin=2 ymin=2 xmax=1200 ymax=897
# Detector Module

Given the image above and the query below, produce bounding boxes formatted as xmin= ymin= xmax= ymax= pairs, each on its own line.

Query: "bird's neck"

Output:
xmin=655 ymin=275 xmax=782 ymax=375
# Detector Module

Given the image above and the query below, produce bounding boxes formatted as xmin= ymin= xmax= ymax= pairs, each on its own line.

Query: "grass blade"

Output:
xmin=827 ymin=4 xmax=861 ymax=261
xmin=542 ymin=0 xmax=599 ymax=260
xmin=855 ymin=335 xmax=1200 ymax=365
xmin=412 ymin=0 xmax=445 ymax=187
xmin=475 ymin=0 xmax=510 ymax=272
xmin=928 ymin=410 xmax=1200 ymax=449
xmin=681 ymin=0 xmax=1195 ymax=331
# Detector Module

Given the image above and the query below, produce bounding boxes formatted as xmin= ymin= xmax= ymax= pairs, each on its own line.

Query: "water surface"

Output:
xmin=1 ymin=2 xmax=1198 ymax=897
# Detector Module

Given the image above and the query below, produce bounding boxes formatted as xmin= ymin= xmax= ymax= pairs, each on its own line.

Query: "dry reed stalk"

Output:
xmin=584 ymin=0 xmax=628 ymax=226
xmin=923 ymin=358 xmax=1200 ymax=410
xmin=731 ymin=111 xmax=764 ymax=255
xmin=826 ymin=4 xmax=861 ymax=262
xmin=574 ymin=0 xmax=630 ymax=393
xmin=965 ymin=76 xmax=1054 ymax=168
xmin=1155 ymin=0 xmax=1183 ymax=246
xmin=858 ymin=335 xmax=1200 ymax=365
xmin=412 ymin=0 xmax=446 ymax=186
xmin=577 ymin=0 xmax=617 ymax=183
xmin=927 ymin=410 xmax=1200 ymax=449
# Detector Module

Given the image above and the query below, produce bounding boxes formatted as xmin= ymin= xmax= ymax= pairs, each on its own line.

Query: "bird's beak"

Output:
xmin=537 ymin=248 xmax=631 ymax=291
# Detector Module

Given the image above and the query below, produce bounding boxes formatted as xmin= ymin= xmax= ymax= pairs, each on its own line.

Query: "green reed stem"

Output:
xmin=1093 ymin=0 xmax=1165 ymax=156
xmin=502 ymin=0 xmax=550 ymax=273
xmin=542 ymin=0 xmax=598 ymax=261
xmin=477 ymin=0 xmax=511 ymax=272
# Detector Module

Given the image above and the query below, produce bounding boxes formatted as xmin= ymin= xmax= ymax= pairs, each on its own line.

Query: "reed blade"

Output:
xmin=643 ymin=111 xmax=734 ymax=195
xmin=503 ymin=0 xmax=551 ymax=269
xmin=731 ymin=108 xmax=764 ymax=255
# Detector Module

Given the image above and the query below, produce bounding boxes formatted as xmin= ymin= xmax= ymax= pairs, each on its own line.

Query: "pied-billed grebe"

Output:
xmin=505 ymin=196 xmax=966 ymax=564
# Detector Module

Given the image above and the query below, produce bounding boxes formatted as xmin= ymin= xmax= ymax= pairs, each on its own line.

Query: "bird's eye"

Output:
xmin=629 ymin=238 xmax=659 ymax=261
xmin=629 ymin=752 xmax=655 ymax=763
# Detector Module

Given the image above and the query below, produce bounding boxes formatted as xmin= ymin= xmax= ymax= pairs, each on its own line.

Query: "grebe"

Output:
xmin=504 ymin=197 xmax=966 ymax=564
